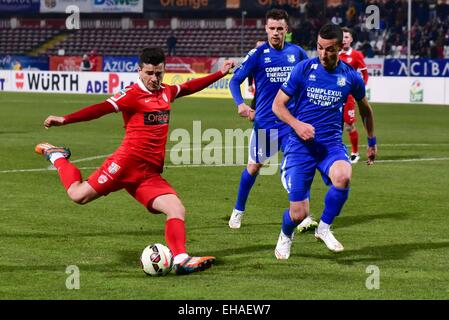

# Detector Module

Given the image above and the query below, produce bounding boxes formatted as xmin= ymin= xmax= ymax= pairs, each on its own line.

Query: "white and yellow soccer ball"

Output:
xmin=140 ymin=243 xmax=173 ymax=276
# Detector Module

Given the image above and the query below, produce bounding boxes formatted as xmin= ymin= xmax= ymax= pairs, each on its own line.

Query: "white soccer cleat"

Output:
xmin=228 ymin=209 xmax=244 ymax=229
xmin=315 ymin=229 xmax=344 ymax=252
xmin=296 ymin=215 xmax=318 ymax=233
xmin=350 ymin=152 xmax=360 ymax=164
xmin=274 ymin=231 xmax=293 ymax=260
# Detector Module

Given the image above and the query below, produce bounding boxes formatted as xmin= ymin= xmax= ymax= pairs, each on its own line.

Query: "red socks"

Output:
xmin=349 ymin=130 xmax=359 ymax=154
xmin=53 ymin=158 xmax=82 ymax=190
xmin=165 ymin=218 xmax=186 ymax=256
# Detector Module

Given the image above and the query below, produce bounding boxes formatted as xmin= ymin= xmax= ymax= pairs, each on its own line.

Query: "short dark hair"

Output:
xmin=319 ymin=23 xmax=343 ymax=44
xmin=265 ymin=9 xmax=289 ymax=23
xmin=341 ymin=27 xmax=354 ymax=37
xmin=139 ymin=47 xmax=165 ymax=67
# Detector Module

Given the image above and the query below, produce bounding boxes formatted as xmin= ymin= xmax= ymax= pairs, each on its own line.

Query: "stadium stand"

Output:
xmin=0 ymin=1 xmax=447 ymax=59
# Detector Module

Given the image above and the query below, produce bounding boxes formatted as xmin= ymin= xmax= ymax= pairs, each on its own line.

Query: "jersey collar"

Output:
xmin=340 ymin=47 xmax=353 ymax=56
xmin=137 ymin=77 xmax=165 ymax=94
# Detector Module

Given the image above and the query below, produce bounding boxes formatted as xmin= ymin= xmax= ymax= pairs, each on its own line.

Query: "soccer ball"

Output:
xmin=140 ymin=243 xmax=173 ymax=276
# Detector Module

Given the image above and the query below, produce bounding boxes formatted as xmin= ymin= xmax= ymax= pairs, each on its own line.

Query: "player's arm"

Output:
xmin=356 ymin=96 xmax=377 ymax=165
xmin=43 ymin=101 xmax=116 ymax=129
xmin=229 ymin=49 xmax=258 ymax=117
xmin=173 ymin=60 xmax=235 ymax=99
xmin=272 ymin=90 xmax=315 ymax=141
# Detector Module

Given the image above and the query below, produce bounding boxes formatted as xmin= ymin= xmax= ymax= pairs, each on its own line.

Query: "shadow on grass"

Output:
xmin=336 ymin=212 xmax=403 ymax=229
xmin=297 ymin=241 xmax=449 ymax=265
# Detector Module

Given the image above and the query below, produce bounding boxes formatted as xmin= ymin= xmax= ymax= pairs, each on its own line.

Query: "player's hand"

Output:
xmin=293 ymin=121 xmax=315 ymax=141
xmin=248 ymin=109 xmax=255 ymax=122
xmin=248 ymin=85 xmax=255 ymax=94
xmin=220 ymin=60 xmax=235 ymax=75
xmin=366 ymin=146 xmax=377 ymax=165
xmin=44 ymin=115 xmax=65 ymax=129
xmin=237 ymin=103 xmax=251 ymax=118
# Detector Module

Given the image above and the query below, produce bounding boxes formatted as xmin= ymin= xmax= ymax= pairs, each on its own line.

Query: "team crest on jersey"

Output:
xmin=111 ymin=88 xmax=130 ymax=102
xmin=347 ymin=57 xmax=353 ymax=63
xmin=263 ymin=48 xmax=270 ymax=53
xmin=287 ymin=55 xmax=296 ymax=63
xmin=107 ymin=162 xmax=121 ymax=175
xmin=311 ymin=64 xmax=318 ymax=70
xmin=337 ymin=76 xmax=346 ymax=87
xmin=98 ymin=174 xmax=108 ymax=184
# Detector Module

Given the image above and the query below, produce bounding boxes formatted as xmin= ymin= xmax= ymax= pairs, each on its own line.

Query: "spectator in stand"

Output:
xmin=88 ymin=49 xmax=98 ymax=71
xmin=80 ymin=54 xmax=92 ymax=72
xmin=167 ymin=32 xmax=177 ymax=56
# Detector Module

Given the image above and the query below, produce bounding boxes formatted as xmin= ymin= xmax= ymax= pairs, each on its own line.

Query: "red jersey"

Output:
xmin=63 ymin=71 xmax=224 ymax=173
xmin=339 ymin=48 xmax=368 ymax=84
xmin=105 ymin=78 xmax=180 ymax=171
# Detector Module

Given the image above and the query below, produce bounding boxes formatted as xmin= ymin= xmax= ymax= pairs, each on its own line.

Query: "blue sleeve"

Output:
xmin=280 ymin=62 xmax=303 ymax=97
xmin=230 ymin=49 xmax=259 ymax=106
xmin=351 ymin=71 xmax=366 ymax=101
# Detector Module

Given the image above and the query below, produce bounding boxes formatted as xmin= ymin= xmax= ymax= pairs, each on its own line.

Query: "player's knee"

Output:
xmin=289 ymin=203 xmax=308 ymax=223
xmin=332 ymin=173 xmax=351 ymax=188
xmin=247 ymin=163 xmax=262 ymax=175
xmin=166 ymin=203 xmax=186 ymax=219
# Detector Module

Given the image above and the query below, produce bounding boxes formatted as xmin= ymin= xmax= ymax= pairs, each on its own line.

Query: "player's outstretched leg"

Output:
xmin=35 ymin=142 xmax=82 ymax=191
xmin=35 ymin=142 xmax=71 ymax=161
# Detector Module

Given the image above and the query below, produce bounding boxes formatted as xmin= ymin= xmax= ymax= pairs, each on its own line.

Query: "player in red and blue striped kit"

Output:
xmin=272 ymin=24 xmax=377 ymax=259
xmin=35 ymin=48 xmax=235 ymax=275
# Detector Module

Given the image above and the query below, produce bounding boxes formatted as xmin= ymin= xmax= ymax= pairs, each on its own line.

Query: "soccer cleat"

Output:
xmin=315 ymin=229 xmax=344 ymax=252
xmin=228 ymin=209 xmax=244 ymax=229
xmin=296 ymin=215 xmax=319 ymax=233
xmin=35 ymin=142 xmax=71 ymax=161
xmin=173 ymin=256 xmax=215 ymax=275
xmin=274 ymin=230 xmax=293 ymax=260
xmin=350 ymin=152 xmax=360 ymax=164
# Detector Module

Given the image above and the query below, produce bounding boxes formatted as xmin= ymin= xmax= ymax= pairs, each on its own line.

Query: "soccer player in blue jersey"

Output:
xmin=228 ymin=9 xmax=317 ymax=231
xmin=272 ymin=23 xmax=377 ymax=259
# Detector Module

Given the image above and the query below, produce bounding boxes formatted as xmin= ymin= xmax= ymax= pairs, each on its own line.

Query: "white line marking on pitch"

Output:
xmin=2 ymin=157 xmax=449 ymax=174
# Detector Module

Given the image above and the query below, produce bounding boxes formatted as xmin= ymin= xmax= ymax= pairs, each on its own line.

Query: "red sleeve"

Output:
xmin=63 ymin=101 xmax=116 ymax=124
xmin=172 ymin=71 xmax=225 ymax=100
xmin=361 ymin=69 xmax=369 ymax=85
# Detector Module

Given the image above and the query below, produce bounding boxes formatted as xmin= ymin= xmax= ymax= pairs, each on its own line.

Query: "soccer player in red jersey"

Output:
xmin=35 ymin=48 xmax=234 ymax=275
xmin=339 ymin=27 xmax=369 ymax=164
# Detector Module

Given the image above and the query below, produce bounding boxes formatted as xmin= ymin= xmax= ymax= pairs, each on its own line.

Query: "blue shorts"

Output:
xmin=280 ymin=140 xmax=350 ymax=202
xmin=248 ymin=124 xmax=290 ymax=164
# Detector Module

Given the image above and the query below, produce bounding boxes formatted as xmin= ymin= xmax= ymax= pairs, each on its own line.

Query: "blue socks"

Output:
xmin=321 ymin=186 xmax=350 ymax=225
xmin=281 ymin=209 xmax=298 ymax=237
xmin=234 ymin=168 xmax=258 ymax=211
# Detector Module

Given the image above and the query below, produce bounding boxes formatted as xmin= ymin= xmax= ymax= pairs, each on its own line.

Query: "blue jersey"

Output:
xmin=230 ymin=42 xmax=308 ymax=128
xmin=281 ymin=57 xmax=366 ymax=145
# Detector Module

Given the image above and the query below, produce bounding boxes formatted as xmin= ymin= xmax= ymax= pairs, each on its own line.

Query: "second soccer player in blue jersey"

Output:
xmin=228 ymin=9 xmax=316 ymax=230
xmin=272 ymin=23 xmax=377 ymax=259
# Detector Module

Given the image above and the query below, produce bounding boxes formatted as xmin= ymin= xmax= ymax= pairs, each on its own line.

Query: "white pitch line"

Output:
xmin=2 ymin=157 xmax=449 ymax=174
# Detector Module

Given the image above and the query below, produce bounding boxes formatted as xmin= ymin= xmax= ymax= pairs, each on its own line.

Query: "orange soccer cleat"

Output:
xmin=35 ymin=142 xmax=71 ymax=161
xmin=173 ymin=256 xmax=215 ymax=275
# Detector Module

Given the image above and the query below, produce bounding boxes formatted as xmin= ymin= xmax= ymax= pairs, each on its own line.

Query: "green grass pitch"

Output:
xmin=1 ymin=92 xmax=449 ymax=299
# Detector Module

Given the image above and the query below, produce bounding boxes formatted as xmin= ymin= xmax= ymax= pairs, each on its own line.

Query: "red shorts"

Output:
xmin=343 ymin=95 xmax=356 ymax=125
xmin=87 ymin=153 xmax=176 ymax=213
